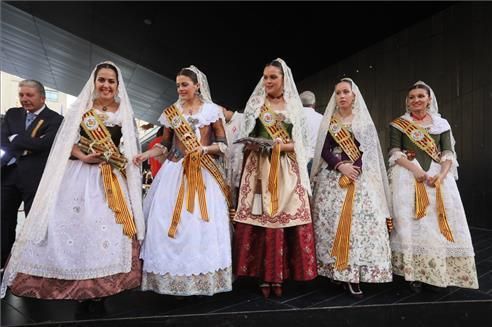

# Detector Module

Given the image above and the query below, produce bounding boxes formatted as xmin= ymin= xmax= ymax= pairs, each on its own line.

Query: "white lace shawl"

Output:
xmin=158 ymin=102 xmax=225 ymax=140
xmin=1 ymin=61 xmax=144 ymax=297
xmin=310 ymin=78 xmax=392 ymax=219
xmin=239 ymin=58 xmax=311 ymax=195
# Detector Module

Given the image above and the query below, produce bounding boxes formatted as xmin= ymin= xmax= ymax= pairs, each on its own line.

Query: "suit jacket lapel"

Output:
xmin=15 ymin=108 xmax=27 ymax=133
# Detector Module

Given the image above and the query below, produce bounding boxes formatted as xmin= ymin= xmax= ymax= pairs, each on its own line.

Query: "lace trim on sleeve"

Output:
xmin=388 ymin=148 xmax=406 ymax=166
xmin=440 ymin=150 xmax=458 ymax=176
xmin=158 ymin=112 xmax=172 ymax=128
xmin=213 ymin=141 xmax=228 ymax=154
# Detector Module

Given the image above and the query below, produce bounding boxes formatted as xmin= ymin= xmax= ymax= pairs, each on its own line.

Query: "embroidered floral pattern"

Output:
xmin=317 ymin=262 xmax=392 ymax=283
xmin=235 ymin=153 xmax=311 ymax=227
xmin=312 ymin=168 xmax=392 ymax=283
xmin=141 ymin=267 xmax=232 ymax=296
xmin=392 ymin=252 xmax=478 ymax=289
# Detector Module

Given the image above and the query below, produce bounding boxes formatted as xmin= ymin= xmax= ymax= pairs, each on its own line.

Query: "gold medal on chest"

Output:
xmin=83 ymin=116 xmax=98 ymax=130
xmin=410 ymin=129 xmax=425 ymax=141
xmin=261 ymin=111 xmax=275 ymax=127
xmin=329 ymin=122 xmax=342 ymax=134
xmin=171 ymin=116 xmax=182 ymax=129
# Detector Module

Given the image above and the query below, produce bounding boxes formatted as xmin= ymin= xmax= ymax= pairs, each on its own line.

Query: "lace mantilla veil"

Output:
xmin=310 ymin=78 xmax=392 ymax=219
xmin=1 ymin=61 xmax=144 ymax=297
xmin=239 ymin=58 xmax=311 ymax=195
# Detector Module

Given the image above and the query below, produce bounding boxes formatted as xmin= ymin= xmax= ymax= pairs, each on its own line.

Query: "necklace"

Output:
xmin=183 ymin=101 xmax=202 ymax=115
xmin=97 ymin=98 xmax=115 ymax=112
xmin=267 ymin=93 xmax=283 ymax=100
xmin=411 ymin=112 xmax=428 ymax=121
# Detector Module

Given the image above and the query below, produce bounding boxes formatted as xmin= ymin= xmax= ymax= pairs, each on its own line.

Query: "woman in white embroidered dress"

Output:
xmin=310 ymin=78 xmax=393 ymax=298
xmin=1 ymin=62 xmax=144 ymax=300
xmin=389 ymin=81 xmax=478 ymax=291
xmin=133 ymin=66 xmax=232 ymax=296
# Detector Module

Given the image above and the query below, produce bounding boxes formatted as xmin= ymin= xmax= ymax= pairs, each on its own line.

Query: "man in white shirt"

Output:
xmin=222 ymin=107 xmax=244 ymax=206
xmin=300 ymin=91 xmax=322 ymax=174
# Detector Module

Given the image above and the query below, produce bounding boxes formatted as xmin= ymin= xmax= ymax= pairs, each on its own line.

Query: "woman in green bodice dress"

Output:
xmin=389 ymin=81 xmax=478 ymax=291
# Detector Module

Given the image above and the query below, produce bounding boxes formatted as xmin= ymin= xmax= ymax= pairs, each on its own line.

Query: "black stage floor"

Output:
xmin=2 ymin=227 xmax=492 ymax=327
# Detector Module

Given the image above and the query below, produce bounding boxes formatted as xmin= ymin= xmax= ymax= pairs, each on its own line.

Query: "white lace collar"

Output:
xmin=401 ymin=113 xmax=450 ymax=134
xmin=93 ymin=108 xmax=122 ymax=127
xmin=158 ymin=102 xmax=222 ymax=129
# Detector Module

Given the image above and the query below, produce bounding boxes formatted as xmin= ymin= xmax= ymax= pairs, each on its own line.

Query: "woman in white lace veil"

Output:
xmin=310 ymin=78 xmax=393 ymax=298
xmin=132 ymin=65 xmax=232 ymax=296
xmin=1 ymin=61 xmax=144 ymax=300
xmin=389 ymin=81 xmax=478 ymax=290
xmin=232 ymin=58 xmax=317 ymax=298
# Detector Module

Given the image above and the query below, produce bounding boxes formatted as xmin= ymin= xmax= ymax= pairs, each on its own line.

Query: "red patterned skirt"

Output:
xmin=233 ymin=223 xmax=317 ymax=283
xmin=9 ymin=240 xmax=142 ymax=300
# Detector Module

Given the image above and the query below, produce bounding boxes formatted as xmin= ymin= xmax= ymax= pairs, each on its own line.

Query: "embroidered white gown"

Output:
xmin=10 ymin=110 xmax=135 ymax=289
xmin=140 ymin=103 xmax=232 ymax=296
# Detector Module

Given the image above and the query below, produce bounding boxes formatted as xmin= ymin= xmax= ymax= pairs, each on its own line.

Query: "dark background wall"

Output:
xmin=298 ymin=3 xmax=492 ymax=228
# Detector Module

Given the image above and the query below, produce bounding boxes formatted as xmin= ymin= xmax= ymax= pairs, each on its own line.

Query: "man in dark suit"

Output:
xmin=1 ymin=80 xmax=63 ymax=267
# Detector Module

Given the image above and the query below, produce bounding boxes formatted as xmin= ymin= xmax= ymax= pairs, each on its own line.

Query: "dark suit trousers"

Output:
xmin=1 ymin=164 xmax=36 ymax=267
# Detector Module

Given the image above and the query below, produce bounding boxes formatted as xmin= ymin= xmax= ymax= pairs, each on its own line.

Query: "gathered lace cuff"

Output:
xmin=440 ymin=150 xmax=459 ymax=176
xmin=213 ymin=141 xmax=228 ymax=154
xmin=152 ymin=143 xmax=168 ymax=155
xmin=440 ymin=150 xmax=455 ymax=163
xmin=388 ymin=148 xmax=406 ymax=166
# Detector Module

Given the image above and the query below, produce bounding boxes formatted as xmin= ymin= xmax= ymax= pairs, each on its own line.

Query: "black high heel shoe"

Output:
xmin=344 ymin=282 xmax=364 ymax=299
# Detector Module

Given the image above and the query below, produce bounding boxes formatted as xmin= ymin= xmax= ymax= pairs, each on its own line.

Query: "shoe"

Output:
xmin=271 ymin=283 xmax=282 ymax=297
xmin=409 ymin=281 xmax=423 ymax=293
xmin=424 ymin=283 xmax=444 ymax=293
xmin=75 ymin=299 xmax=106 ymax=319
xmin=344 ymin=282 xmax=364 ymax=299
xmin=260 ymin=283 xmax=271 ymax=298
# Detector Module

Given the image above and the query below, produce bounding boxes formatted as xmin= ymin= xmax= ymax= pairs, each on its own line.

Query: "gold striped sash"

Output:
xmin=327 ymin=116 xmax=362 ymax=271
xmin=80 ymin=109 xmax=128 ymax=172
xmin=331 ymin=175 xmax=355 ymax=271
xmin=435 ymin=181 xmax=454 ymax=242
xmin=327 ymin=116 xmax=361 ymax=162
xmin=163 ymin=105 xmax=232 ymax=238
xmin=391 ymin=118 xmax=453 ymax=241
xmin=258 ymin=103 xmax=296 ymax=216
xmin=101 ymin=163 xmax=137 ymax=237
xmin=390 ymin=117 xmax=440 ymax=162
xmin=80 ymin=109 xmax=136 ymax=238
xmin=415 ymin=180 xmax=430 ymax=219
xmin=258 ymin=104 xmax=296 ymax=162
